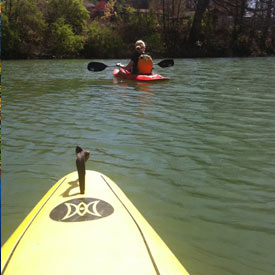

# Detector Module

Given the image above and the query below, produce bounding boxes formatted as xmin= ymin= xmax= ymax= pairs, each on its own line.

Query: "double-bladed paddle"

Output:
xmin=87 ymin=59 xmax=174 ymax=72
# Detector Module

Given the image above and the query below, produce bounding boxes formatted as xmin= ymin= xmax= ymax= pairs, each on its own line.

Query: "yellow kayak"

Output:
xmin=1 ymin=170 xmax=189 ymax=275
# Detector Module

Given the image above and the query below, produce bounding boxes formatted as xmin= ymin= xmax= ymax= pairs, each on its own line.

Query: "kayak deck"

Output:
xmin=1 ymin=170 xmax=188 ymax=275
xmin=113 ymin=68 xmax=170 ymax=81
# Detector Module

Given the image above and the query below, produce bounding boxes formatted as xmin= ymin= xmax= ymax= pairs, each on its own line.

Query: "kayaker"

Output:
xmin=116 ymin=40 xmax=153 ymax=75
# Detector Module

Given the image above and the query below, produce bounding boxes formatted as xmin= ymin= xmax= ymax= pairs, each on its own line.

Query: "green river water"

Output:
xmin=1 ymin=58 xmax=275 ymax=274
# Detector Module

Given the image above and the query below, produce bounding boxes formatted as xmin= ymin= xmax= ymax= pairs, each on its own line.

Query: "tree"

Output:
xmin=83 ymin=21 xmax=125 ymax=58
xmin=47 ymin=0 xmax=89 ymax=35
xmin=46 ymin=0 xmax=89 ymax=57
xmin=2 ymin=0 xmax=47 ymax=58
xmin=261 ymin=0 xmax=274 ymax=51
xmin=159 ymin=0 xmax=187 ymax=56
xmin=1 ymin=13 xmax=21 ymax=58
xmin=47 ymin=18 xmax=84 ymax=57
xmin=188 ymin=0 xmax=210 ymax=45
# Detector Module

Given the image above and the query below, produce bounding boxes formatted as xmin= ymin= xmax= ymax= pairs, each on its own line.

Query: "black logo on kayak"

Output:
xmin=50 ymin=198 xmax=114 ymax=222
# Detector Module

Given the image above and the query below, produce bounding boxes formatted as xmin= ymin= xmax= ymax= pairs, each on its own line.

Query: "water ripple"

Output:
xmin=2 ymin=58 xmax=275 ymax=274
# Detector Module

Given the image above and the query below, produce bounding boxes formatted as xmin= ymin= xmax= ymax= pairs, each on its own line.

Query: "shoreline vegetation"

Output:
xmin=1 ymin=0 xmax=275 ymax=60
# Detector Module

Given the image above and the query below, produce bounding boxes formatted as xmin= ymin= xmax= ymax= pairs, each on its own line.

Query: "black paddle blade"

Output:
xmin=87 ymin=62 xmax=108 ymax=72
xmin=157 ymin=59 xmax=174 ymax=68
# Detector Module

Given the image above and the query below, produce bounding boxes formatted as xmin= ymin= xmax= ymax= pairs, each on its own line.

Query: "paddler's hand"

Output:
xmin=116 ymin=63 xmax=122 ymax=67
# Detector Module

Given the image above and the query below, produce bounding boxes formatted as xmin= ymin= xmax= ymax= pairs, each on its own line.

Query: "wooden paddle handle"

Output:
xmin=76 ymin=146 xmax=90 ymax=194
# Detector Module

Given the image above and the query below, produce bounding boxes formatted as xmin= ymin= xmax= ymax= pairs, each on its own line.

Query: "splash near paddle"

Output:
xmin=1 ymin=170 xmax=189 ymax=275
xmin=113 ymin=68 xmax=170 ymax=81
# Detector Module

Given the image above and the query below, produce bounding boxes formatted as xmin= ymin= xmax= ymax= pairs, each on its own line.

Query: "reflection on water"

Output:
xmin=113 ymin=76 xmax=160 ymax=93
xmin=2 ymin=58 xmax=275 ymax=275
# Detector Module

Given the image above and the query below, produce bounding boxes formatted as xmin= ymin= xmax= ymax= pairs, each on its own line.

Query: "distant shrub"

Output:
xmin=47 ymin=0 xmax=89 ymax=35
xmin=1 ymin=14 xmax=21 ymax=59
xmin=2 ymin=0 xmax=47 ymax=58
xmin=118 ymin=7 xmax=159 ymax=43
xmin=83 ymin=21 xmax=125 ymax=58
xmin=47 ymin=18 xmax=84 ymax=58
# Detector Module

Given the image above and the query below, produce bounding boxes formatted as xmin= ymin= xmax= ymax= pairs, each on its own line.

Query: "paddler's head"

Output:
xmin=135 ymin=40 xmax=146 ymax=53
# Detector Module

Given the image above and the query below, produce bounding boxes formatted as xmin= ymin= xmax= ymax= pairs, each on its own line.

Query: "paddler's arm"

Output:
xmin=116 ymin=60 xmax=134 ymax=72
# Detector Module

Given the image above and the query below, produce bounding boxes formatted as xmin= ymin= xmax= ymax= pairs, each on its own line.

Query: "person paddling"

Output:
xmin=116 ymin=40 xmax=153 ymax=75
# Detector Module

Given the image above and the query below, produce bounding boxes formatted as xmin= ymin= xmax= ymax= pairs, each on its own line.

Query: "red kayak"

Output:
xmin=113 ymin=68 xmax=170 ymax=81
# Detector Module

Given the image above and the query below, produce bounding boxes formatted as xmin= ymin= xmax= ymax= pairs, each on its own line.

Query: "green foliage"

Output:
xmin=264 ymin=34 xmax=275 ymax=55
xmin=114 ymin=6 xmax=165 ymax=55
xmin=47 ymin=18 xmax=84 ymax=58
xmin=234 ymin=33 xmax=252 ymax=56
xmin=118 ymin=8 xmax=159 ymax=44
xmin=144 ymin=32 xmax=164 ymax=56
xmin=47 ymin=0 xmax=89 ymax=35
xmin=2 ymin=0 xmax=88 ymax=58
xmin=1 ymin=0 xmax=275 ymax=59
xmin=200 ymin=11 xmax=215 ymax=39
xmin=198 ymin=11 xmax=232 ymax=57
xmin=83 ymin=21 xmax=125 ymax=58
xmin=2 ymin=0 xmax=47 ymax=58
xmin=1 ymin=14 xmax=21 ymax=58
xmin=102 ymin=0 xmax=117 ymax=20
